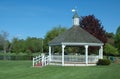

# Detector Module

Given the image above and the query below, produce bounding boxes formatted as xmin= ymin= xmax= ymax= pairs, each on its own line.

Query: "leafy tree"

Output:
xmin=104 ymin=43 xmax=118 ymax=56
xmin=106 ymin=32 xmax=114 ymax=39
xmin=44 ymin=26 xmax=67 ymax=52
xmin=25 ymin=37 xmax=42 ymax=53
xmin=80 ymin=15 xmax=107 ymax=43
xmin=0 ymin=31 xmax=9 ymax=53
xmin=106 ymin=32 xmax=115 ymax=45
xmin=114 ymin=26 xmax=120 ymax=53
xmin=11 ymin=37 xmax=43 ymax=53
xmin=11 ymin=38 xmax=25 ymax=53
xmin=80 ymin=15 xmax=107 ymax=54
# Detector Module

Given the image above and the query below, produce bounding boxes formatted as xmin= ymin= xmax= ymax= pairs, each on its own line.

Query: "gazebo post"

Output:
xmin=52 ymin=47 xmax=54 ymax=55
xmin=99 ymin=46 xmax=103 ymax=59
xmin=85 ymin=45 xmax=88 ymax=65
xmin=62 ymin=45 xmax=65 ymax=66
xmin=49 ymin=46 xmax=52 ymax=62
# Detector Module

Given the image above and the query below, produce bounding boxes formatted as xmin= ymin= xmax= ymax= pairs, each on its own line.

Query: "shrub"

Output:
xmin=97 ymin=59 xmax=111 ymax=65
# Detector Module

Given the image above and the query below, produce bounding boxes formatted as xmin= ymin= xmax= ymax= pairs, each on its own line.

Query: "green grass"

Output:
xmin=0 ymin=61 xmax=120 ymax=79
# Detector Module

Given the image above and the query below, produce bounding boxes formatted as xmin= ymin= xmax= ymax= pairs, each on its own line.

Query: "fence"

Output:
xmin=33 ymin=54 xmax=49 ymax=67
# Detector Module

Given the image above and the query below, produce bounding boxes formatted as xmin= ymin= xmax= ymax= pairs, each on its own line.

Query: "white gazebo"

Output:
xmin=48 ymin=12 xmax=104 ymax=66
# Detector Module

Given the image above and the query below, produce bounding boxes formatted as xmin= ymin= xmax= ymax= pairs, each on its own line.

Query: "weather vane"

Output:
xmin=72 ymin=9 xmax=76 ymax=13
xmin=72 ymin=6 xmax=78 ymax=13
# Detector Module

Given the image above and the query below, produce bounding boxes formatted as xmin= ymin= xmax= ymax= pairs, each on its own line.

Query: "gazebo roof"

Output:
xmin=49 ymin=25 xmax=103 ymax=46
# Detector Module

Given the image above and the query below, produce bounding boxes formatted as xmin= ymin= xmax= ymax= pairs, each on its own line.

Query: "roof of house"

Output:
xmin=49 ymin=25 xmax=103 ymax=45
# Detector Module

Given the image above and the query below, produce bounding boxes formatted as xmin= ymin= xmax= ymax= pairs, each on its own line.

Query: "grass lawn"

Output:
xmin=0 ymin=60 xmax=120 ymax=79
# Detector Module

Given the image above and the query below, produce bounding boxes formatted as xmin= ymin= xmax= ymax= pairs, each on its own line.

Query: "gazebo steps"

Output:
xmin=34 ymin=62 xmax=42 ymax=67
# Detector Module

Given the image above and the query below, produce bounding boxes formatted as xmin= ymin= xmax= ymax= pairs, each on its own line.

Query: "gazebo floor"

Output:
xmin=64 ymin=62 xmax=96 ymax=64
xmin=49 ymin=61 xmax=97 ymax=66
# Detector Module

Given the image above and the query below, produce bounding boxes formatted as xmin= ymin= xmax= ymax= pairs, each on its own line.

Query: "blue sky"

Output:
xmin=0 ymin=0 xmax=120 ymax=40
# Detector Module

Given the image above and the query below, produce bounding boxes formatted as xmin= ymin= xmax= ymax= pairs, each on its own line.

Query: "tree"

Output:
xmin=106 ymin=32 xmax=114 ymax=39
xmin=104 ymin=43 xmax=118 ymax=56
xmin=11 ymin=38 xmax=25 ymax=53
xmin=80 ymin=15 xmax=107 ymax=43
xmin=44 ymin=26 xmax=67 ymax=52
xmin=114 ymin=26 xmax=120 ymax=53
xmin=106 ymin=32 xmax=115 ymax=45
xmin=25 ymin=37 xmax=42 ymax=53
xmin=11 ymin=37 xmax=43 ymax=53
xmin=0 ymin=31 xmax=9 ymax=53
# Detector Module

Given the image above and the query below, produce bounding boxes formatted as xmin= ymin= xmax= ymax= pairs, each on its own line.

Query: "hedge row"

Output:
xmin=0 ymin=53 xmax=41 ymax=60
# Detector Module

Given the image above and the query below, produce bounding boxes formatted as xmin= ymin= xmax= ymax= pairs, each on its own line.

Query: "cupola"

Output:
xmin=72 ymin=12 xmax=80 ymax=26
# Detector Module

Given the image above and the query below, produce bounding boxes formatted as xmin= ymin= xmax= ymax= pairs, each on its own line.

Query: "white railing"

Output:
xmin=33 ymin=54 xmax=49 ymax=67
xmin=64 ymin=55 xmax=85 ymax=63
xmin=33 ymin=55 xmax=99 ymax=66
xmin=88 ymin=55 xmax=99 ymax=63
xmin=51 ymin=55 xmax=99 ymax=63
xmin=51 ymin=55 xmax=62 ymax=62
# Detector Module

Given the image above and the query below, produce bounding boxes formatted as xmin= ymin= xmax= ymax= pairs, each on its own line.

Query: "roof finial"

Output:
xmin=72 ymin=5 xmax=78 ymax=13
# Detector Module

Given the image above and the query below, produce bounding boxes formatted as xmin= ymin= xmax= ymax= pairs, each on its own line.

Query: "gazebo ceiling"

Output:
xmin=49 ymin=25 xmax=103 ymax=46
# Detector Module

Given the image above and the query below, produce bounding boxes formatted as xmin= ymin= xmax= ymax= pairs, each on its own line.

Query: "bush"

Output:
xmin=97 ymin=59 xmax=111 ymax=65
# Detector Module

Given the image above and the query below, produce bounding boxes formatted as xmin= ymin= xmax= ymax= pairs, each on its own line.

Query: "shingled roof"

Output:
xmin=49 ymin=25 xmax=102 ymax=45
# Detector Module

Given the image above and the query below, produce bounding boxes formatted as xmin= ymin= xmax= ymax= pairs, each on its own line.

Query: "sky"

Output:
xmin=0 ymin=0 xmax=120 ymax=40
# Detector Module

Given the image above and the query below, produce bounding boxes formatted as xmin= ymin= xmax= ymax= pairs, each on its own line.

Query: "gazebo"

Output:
xmin=48 ymin=12 xmax=104 ymax=66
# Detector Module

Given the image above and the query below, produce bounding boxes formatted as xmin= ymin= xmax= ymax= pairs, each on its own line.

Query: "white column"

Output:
xmin=99 ymin=47 xmax=101 ymax=59
xmin=52 ymin=47 xmax=54 ymax=55
xmin=33 ymin=58 xmax=35 ymax=67
xmin=62 ymin=45 xmax=65 ymax=66
xmin=85 ymin=45 xmax=88 ymax=65
xmin=49 ymin=46 xmax=52 ymax=62
xmin=99 ymin=46 xmax=103 ymax=59
xmin=41 ymin=53 xmax=45 ymax=66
